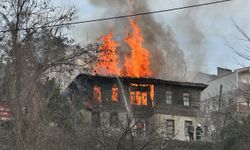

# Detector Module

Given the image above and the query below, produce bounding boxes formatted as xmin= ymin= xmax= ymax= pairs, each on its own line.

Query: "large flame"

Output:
xmin=93 ymin=18 xmax=152 ymax=78
xmin=93 ymin=32 xmax=120 ymax=76
xmin=123 ymin=19 xmax=152 ymax=78
xmin=92 ymin=18 xmax=154 ymax=107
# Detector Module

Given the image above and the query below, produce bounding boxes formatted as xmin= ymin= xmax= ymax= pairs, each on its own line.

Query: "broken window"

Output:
xmin=93 ymin=85 xmax=101 ymax=103
xmin=130 ymin=91 xmax=147 ymax=105
xmin=129 ymin=83 xmax=154 ymax=106
xmin=110 ymin=112 xmax=119 ymax=127
xmin=166 ymin=91 xmax=172 ymax=105
xmin=183 ymin=92 xmax=190 ymax=106
xmin=166 ymin=120 xmax=175 ymax=138
xmin=92 ymin=112 xmax=101 ymax=127
xmin=185 ymin=121 xmax=192 ymax=136
xmin=111 ymin=84 xmax=119 ymax=102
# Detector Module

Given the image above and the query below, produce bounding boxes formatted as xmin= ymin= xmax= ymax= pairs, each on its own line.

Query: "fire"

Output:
xmin=130 ymin=91 xmax=147 ymax=105
xmin=123 ymin=19 xmax=152 ymax=78
xmin=111 ymin=84 xmax=119 ymax=102
xmin=150 ymin=84 xmax=155 ymax=107
xmin=92 ymin=18 xmax=154 ymax=107
xmin=93 ymin=18 xmax=152 ymax=78
xmin=129 ymin=83 xmax=154 ymax=106
xmin=93 ymin=32 xmax=120 ymax=76
xmin=93 ymin=85 xmax=101 ymax=103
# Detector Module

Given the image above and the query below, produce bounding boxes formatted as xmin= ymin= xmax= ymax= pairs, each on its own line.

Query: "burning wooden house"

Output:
xmin=67 ymin=17 xmax=207 ymax=141
xmin=68 ymin=74 xmax=207 ymax=141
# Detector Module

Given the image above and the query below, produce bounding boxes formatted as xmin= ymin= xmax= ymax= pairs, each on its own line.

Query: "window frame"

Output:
xmin=110 ymin=112 xmax=119 ymax=128
xmin=93 ymin=85 xmax=102 ymax=103
xmin=165 ymin=90 xmax=172 ymax=105
xmin=135 ymin=119 xmax=146 ymax=136
xmin=129 ymin=83 xmax=149 ymax=106
xmin=111 ymin=84 xmax=119 ymax=102
xmin=92 ymin=112 xmax=101 ymax=127
xmin=166 ymin=119 xmax=175 ymax=138
xmin=183 ymin=92 xmax=190 ymax=106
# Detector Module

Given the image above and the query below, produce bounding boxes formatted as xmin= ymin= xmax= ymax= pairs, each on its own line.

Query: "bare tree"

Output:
xmin=226 ymin=21 xmax=250 ymax=65
xmin=0 ymin=1 xmax=99 ymax=150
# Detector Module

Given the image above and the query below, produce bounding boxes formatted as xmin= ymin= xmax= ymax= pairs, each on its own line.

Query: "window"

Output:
xmin=93 ymin=85 xmax=101 ymax=103
xmin=183 ymin=92 xmax=190 ymax=106
xmin=129 ymin=83 xmax=155 ymax=106
xmin=166 ymin=120 xmax=175 ymax=138
xmin=110 ymin=112 xmax=119 ymax=127
xmin=92 ymin=112 xmax=101 ymax=127
xmin=136 ymin=120 xmax=146 ymax=136
xmin=185 ymin=121 xmax=193 ymax=136
xmin=130 ymin=83 xmax=148 ymax=106
xmin=111 ymin=84 xmax=119 ymax=102
xmin=166 ymin=91 xmax=172 ymax=104
xmin=130 ymin=91 xmax=147 ymax=105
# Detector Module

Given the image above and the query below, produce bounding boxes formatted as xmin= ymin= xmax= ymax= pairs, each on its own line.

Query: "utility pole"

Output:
xmin=218 ymin=85 xmax=223 ymax=110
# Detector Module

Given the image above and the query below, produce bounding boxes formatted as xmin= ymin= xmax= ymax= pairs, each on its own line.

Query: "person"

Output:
xmin=188 ymin=122 xmax=194 ymax=141
xmin=196 ymin=124 xmax=203 ymax=141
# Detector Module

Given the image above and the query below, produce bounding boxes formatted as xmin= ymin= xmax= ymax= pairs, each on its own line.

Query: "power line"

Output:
xmin=0 ymin=0 xmax=232 ymax=33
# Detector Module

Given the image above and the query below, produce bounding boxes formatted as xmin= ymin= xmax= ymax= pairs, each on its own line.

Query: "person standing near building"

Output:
xmin=188 ymin=123 xmax=194 ymax=141
xmin=196 ymin=124 xmax=203 ymax=141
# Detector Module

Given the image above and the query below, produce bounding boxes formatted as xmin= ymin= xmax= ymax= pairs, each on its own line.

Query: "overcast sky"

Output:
xmin=56 ymin=0 xmax=250 ymax=75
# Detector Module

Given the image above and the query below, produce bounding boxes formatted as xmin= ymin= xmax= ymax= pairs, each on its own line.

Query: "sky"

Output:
xmin=55 ymin=0 xmax=250 ymax=75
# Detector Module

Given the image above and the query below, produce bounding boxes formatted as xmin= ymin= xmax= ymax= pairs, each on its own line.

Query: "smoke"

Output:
xmin=131 ymin=1 xmax=187 ymax=80
xmin=174 ymin=0 xmax=206 ymax=77
xmin=85 ymin=0 xmax=187 ymax=80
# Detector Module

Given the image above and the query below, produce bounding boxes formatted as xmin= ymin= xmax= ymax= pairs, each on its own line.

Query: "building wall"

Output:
xmin=202 ymin=72 xmax=238 ymax=101
xmin=69 ymin=74 xmax=206 ymax=141
xmin=155 ymin=84 xmax=201 ymax=117
xmin=200 ymin=69 xmax=250 ymax=113
xmin=80 ymin=109 xmax=200 ymax=141
xmin=150 ymin=114 xmax=199 ymax=141
xmin=80 ymin=110 xmax=128 ymax=128
xmin=155 ymin=84 xmax=201 ymax=107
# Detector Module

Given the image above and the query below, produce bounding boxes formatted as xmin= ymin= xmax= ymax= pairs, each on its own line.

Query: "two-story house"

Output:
xmin=68 ymin=74 xmax=207 ymax=141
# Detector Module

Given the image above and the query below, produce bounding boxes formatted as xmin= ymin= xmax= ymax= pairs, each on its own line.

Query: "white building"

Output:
xmin=193 ymin=67 xmax=250 ymax=140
